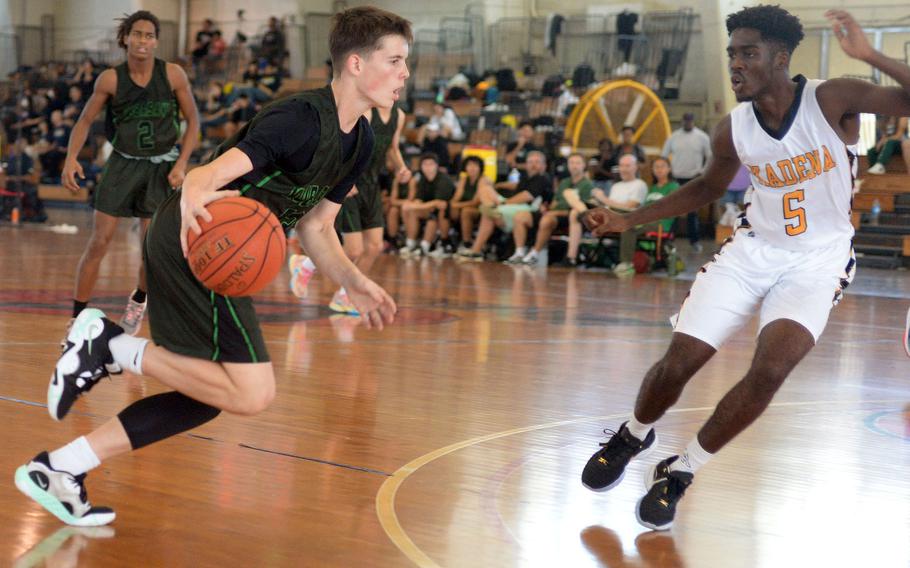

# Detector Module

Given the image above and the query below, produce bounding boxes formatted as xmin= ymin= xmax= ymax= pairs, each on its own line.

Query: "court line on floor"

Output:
xmin=375 ymin=398 xmax=905 ymax=568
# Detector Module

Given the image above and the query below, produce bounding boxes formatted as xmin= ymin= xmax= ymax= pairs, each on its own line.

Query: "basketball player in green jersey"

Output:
xmin=16 ymin=7 xmax=408 ymax=527
xmin=289 ymin=103 xmax=410 ymax=313
xmin=61 ymin=11 xmax=199 ymax=338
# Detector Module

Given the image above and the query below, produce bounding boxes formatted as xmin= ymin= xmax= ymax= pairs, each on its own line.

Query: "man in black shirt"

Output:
xmin=456 ymin=151 xmax=552 ymax=262
xmin=505 ymin=121 xmax=540 ymax=172
xmin=18 ymin=7 xmax=412 ymax=527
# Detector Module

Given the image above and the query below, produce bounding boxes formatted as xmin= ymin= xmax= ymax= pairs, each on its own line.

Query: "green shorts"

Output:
xmin=143 ymin=190 xmax=269 ymax=363
xmin=94 ymin=152 xmax=174 ymax=218
xmin=337 ymin=184 xmax=384 ymax=233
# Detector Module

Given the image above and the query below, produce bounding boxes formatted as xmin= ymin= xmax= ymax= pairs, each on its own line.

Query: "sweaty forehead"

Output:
xmin=728 ymin=28 xmax=765 ymax=49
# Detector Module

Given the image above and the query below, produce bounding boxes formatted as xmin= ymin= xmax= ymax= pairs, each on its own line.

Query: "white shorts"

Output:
xmin=672 ymin=231 xmax=855 ymax=349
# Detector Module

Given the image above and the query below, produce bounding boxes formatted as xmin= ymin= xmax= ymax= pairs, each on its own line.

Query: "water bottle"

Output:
xmin=508 ymin=168 xmax=520 ymax=184
xmin=871 ymin=198 xmax=881 ymax=226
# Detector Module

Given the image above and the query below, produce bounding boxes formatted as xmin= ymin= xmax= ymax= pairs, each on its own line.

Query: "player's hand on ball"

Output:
xmin=583 ymin=207 xmax=629 ymax=236
xmin=347 ymin=277 xmax=397 ymax=331
xmin=179 ymin=188 xmax=241 ymax=257
xmin=167 ymin=164 xmax=187 ymax=189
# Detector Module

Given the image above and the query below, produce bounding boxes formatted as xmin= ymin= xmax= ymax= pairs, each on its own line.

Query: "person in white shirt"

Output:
xmin=580 ymin=6 xmax=910 ymax=531
xmin=662 ymin=112 xmax=711 ymax=250
xmin=592 ymin=153 xmax=648 ymax=275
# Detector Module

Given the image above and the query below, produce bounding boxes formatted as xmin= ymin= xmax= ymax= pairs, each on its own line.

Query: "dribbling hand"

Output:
xmin=346 ymin=277 xmax=397 ymax=331
xmin=179 ymin=188 xmax=241 ymax=257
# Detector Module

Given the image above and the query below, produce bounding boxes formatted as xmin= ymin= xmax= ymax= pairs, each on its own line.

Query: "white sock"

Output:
xmin=49 ymin=436 xmax=100 ymax=476
xmin=420 ymin=240 xmax=431 ymax=253
xmin=525 ymin=249 xmax=539 ymax=259
xmin=625 ymin=414 xmax=654 ymax=441
xmin=515 ymin=246 xmax=528 ymax=257
xmin=109 ymin=334 xmax=149 ymax=374
xmin=406 ymin=238 xmax=417 ymax=248
xmin=671 ymin=436 xmax=713 ymax=474
xmin=302 ymin=256 xmax=316 ymax=271
xmin=338 ymin=286 xmax=347 ymax=296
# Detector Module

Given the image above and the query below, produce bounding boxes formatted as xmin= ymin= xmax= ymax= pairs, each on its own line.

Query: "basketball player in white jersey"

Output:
xmin=579 ymin=6 xmax=910 ymax=531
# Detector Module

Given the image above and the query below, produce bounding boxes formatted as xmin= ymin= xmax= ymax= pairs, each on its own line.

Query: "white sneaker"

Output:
xmin=288 ymin=254 xmax=316 ymax=298
xmin=118 ymin=291 xmax=147 ymax=336
xmin=867 ymin=163 xmax=886 ymax=175
xmin=428 ymin=245 xmax=447 ymax=258
xmin=15 ymin=452 xmax=115 ymax=526
xmin=522 ymin=251 xmax=539 ymax=265
xmin=504 ymin=251 xmax=524 ymax=264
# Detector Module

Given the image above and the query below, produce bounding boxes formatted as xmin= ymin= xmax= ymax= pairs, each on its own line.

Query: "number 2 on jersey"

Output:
xmin=137 ymin=120 xmax=154 ymax=151
xmin=782 ymin=189 xmax=806 ymax=236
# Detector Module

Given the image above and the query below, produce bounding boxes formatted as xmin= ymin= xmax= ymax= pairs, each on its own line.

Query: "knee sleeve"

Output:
xmin=118 ymin=391 xmax=221 ymax=450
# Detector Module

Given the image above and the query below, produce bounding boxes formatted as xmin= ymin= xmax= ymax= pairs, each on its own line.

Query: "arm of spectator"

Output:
xmin=62 ymin=69 xmax=115 ymax=192
xmin=449 ymin=175 xmax=466 ymax=205
xmin=563 ymin=189 xmax=587 ymax=213
xmin=891 ymin=117 xmax=909 ymax=140
xmin=495 ymin=180 xmax=518 ymax=192
xmin=504 ymin=190 xmax=533 ymax=205
xmin=168 ymin=63 xmax=199 ymax=189
xmin=505 ymin=141 xmax=524 ymax=168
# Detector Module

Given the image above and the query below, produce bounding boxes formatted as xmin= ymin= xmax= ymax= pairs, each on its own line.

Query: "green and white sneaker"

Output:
xmin=14 ymin=452 xmax=115 ymax=526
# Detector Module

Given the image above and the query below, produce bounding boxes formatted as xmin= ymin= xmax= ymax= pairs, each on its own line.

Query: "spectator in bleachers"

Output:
xmin=260 ymin=16 xmax=287 ymax=68
xmin=71 ymin=58 xmax=99 ymax=97
xmin=399 ymin=153 xmax=456 ymax=257
xmin=256 ymin=62 xmax=283 ymax=98
xmin=867 ymin=115 xmax=908 ymax=174
xmin=520 ymin=152 xmax=594 ymax=266
xmin=63 ymin=85 xmax=85 ymax=126
xmin=419 ymin=123 xmax=452 ymax=171
xmin=386 ymin=173 xmax=411 ymax=248
xmin=592 ymin=153 xmax=648 ymax=276
xmin=661 ymin=112 xmax=711 ymax=251
xmin=612 ymin=125 xmax=646 ymax=165
xmin=224 ymin=93 xmax=256 ymax=138
xmin=209 ymin=30 xmax=227 ymax=58
xmin=39 ymin=109 xmax=71 ymax=182
xmin=449 ymin=156 xmax=490 ymax=252
xmin=8 ymin=95 xmax=43 ymax=142
xmin=457 ymin=151 xmax=552 ymax=262
xmin=3 ymin=136 xmax=46 ymax=222
xmin=418 ymin=102 xmax=464 ymax=142
xmin=506 ymin=121 xmax=540 ymax=172
xmin=591 ymin=137 xmax=617 ymax=186
xmin=192 ymin=19 xmax=218 ymax=66
xmin=446 ymin=70 xmax=471 ymax=101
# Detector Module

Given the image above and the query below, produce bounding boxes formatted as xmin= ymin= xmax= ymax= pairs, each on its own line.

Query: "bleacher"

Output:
xmin=853 ymin=155 xmax=910 ymax=269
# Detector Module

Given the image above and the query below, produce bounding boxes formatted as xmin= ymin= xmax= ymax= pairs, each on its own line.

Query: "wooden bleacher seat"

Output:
xmin=38 ymin=184 xmax=89 ymax=203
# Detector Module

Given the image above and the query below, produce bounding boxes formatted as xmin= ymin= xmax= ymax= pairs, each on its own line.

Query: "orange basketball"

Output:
xmin=186 ymin=196 xmax=286 ymax=297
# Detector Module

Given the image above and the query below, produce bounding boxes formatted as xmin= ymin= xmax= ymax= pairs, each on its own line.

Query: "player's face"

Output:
xmin=727 ymin=28 xmax=776 ymax=102
xmin=126 ymin=19 xmax=158 ymax=60
xmin=360 ymin=35 xmax=410 ymax=109
xmin=567 ymin=155 xmax=585 ymax=177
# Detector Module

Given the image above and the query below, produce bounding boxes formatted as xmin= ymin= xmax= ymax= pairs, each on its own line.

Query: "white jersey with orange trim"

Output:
xmin=730 ymin=77 xmax=857 ymax=251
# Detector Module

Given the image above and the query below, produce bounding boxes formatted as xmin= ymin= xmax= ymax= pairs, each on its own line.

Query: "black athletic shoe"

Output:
xmin=14 ymin=452 xmax=116 ymax=526
xmin=635 ymin=455 xmax=693 ymax=531
xmin=48 ymin=308 xmax=123 ymax=421
xmin=582 ymin=421 xmax=657 ymax=492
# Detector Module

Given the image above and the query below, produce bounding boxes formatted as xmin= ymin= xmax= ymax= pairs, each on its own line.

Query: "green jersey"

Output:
xmin=107 ymin=58 xmax=179 ymax=156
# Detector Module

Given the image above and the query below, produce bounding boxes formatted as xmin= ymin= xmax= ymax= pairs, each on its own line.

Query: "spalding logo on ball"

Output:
xmin=187 ymin=196 xmax=287 ymax=297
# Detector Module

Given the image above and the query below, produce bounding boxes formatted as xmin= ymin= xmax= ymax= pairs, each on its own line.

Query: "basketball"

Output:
xmin=186 ymin=196 xmax=286 ymax=297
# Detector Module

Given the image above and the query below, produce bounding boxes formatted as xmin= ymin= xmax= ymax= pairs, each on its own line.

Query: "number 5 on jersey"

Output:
xmin=783 ymin=189 xmax=806 ymax=236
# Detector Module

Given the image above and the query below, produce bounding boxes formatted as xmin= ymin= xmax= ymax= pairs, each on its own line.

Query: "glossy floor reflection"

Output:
xmin=1 ymin=210 xmax=908 ymax=567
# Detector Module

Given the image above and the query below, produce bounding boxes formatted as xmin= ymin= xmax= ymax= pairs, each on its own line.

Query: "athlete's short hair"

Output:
xmin=117 ymin=11 xmax=160 ymax=50
xmin=726 ymin=5 xmax=804 ymax=54
xmin=329 ymin=7 xmax=413 ymax=77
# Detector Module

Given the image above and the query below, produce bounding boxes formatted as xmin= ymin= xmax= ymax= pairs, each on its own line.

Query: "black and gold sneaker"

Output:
xmin=635 ymin=455 xmax=693 ymax=531
xmin=582 ymin=421 xmax=657 ymax=492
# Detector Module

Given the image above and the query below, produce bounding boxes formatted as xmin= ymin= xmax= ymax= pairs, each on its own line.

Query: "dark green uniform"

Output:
xmin=96 ymin=58 xmax=179 ymax=218
xmin=145 ymin=87 xmax=370 ymax=363
xmin=338 ymin=105 xmax=399 ymax=233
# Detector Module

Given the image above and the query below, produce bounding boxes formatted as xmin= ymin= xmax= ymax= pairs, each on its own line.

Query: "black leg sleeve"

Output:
xmin=117 ymin=391 xmax=221 ymax=450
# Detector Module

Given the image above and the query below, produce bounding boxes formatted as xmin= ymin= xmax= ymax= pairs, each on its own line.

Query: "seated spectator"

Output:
xmin=71 ymin=58 xmax=98 ymax=97
xmin=590 ymin=137 xmax=617 ymax=186
xmin=39 ymin=109 xmax=70 ymax=182
xmin=224 ymin=94 xmax=256 ymax=138
xmin=419 ymin=123 xmax=451 ymax=171
xmin=192 ymin=19 xmax=217 ymax=66
xmin=457 ymin=151 xmax=552 ymax=262
xmin=520 ymin=152 xmax=594 ymax=266
xmin=867 ymin=115 xmax=907 ymax=174
xmin=419 ymin=102 xmax=464 ymax=143
xmin=63 ymin=85 xmax=85 ymax=126
xmin=399 ymin=153 xmax=456 ymax=257
xmin=260 ymin=16 xmax=286 ymax=68
xmin=591 ymin=153 xmax=649 ymax=276
xmin=505 ymin=121 xmax=540 ymax=172
xmin=2 ymin=136 xmax=47 ymax=222
xmin=385 ymin=172 xmax=412 ymax=248
xmin=449 ymin=156 xmax=490 ymax=251
xmin=256 ymin=63 xmax=283 ymax=97
xmin=611 ymin=125 xmax=646 ymax=165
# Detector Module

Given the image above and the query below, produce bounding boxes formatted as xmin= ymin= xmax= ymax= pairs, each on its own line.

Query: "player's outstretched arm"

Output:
xmin=584 ymin=117 xmax=740 ymax=236
xmin=819 ymin=10 xmax=910 ymax=119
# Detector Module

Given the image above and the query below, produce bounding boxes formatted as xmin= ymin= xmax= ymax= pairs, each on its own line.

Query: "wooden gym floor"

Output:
xmin=1 ymin=210 xmax=908 ymax=567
